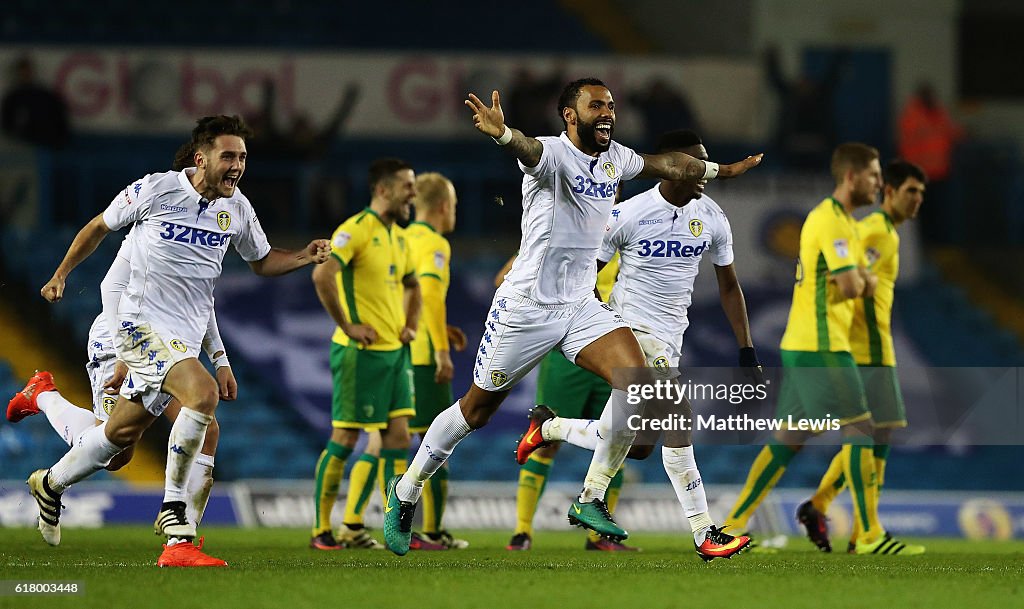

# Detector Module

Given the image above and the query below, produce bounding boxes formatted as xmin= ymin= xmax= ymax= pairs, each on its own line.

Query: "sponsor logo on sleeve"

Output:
xmin=833 ymin=239 xmax=849 ymax=259
xmin=333 ymin=232 xmax=351 ymax=249
xmin=433 ymin=250 xmax=445 ymax=270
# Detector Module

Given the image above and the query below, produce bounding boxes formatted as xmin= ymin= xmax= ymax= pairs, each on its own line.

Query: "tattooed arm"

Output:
xmin=637 ymin=151 xmax=764 ymax=181
xmin=465 ymin=90 xmax=544 ymax=168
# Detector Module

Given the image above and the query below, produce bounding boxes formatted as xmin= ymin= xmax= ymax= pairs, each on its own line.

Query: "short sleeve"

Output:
xmin=418 ymin=239 xmax=449 ymax=281
xmin=102 ymin=176 xmax=152 ymax=231
xmin=232 ymin=204 xmax=273 ymax=262
xmin=814 ymin=211 xmax=858 ymax=273
xmin=518 ymin=137 xmax=558 ymax=179
xmin=331 ymin=216 xmax=367 ymax=267
xmin=710 ymin=213 xmax=735 ymax=266
xmin=612 ymin=142 xmax=644 ymax=181
xmin=599 ymin=205 xmax=628 ymax=262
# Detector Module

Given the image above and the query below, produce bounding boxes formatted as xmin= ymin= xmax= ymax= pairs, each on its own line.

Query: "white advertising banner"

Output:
xmin=0 ymin=47 xmax=761 ymax=140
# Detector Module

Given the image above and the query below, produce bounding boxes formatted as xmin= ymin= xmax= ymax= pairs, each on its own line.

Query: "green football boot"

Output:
xmin=383 ymin=475 xmax=416 ymax=556
xmin=567 ymin=498 xmax=627 ymax=541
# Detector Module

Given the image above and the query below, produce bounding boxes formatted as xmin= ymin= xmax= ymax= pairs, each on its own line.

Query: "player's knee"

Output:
xmin=105 ymin=423 xmax=142 ymax=449
xmin=460 ymin=392 xmax=502 ymax=429
xmin=626 ymin=444 xmax=654 ymax=460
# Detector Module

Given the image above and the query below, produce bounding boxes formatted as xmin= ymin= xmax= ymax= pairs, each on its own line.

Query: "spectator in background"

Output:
xmin=765 ymin=46 xmax=847 ymax=171
xmin=1 ymin=55 xmax=70 ymax=149
xmin=628 ymin=78 xmax=701 ymax=146
xmin=505 ymin=67 xmax=564 ymax=137
xmin=898 ymin=82 xmax=964 ymax=243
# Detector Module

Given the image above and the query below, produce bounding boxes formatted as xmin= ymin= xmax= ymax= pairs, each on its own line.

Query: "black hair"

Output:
xmin=656 ymin=129 xmax=703 ymax=153
xmin=557 ymin=77 xmax=607 ymax=129
xmin=368 ymin=158 xmax=413 ymax=194
xmin=171 ymin=141 xmax=194 ymax=171
xmin=884 ymin=159 xmax=928 ymax=189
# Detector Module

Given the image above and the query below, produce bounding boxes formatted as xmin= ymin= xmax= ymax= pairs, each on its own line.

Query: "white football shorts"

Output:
xmin=472 ymin=285 xmax=630 ymax=392
xmin=113 ymin=319 xmax=192 ymax=415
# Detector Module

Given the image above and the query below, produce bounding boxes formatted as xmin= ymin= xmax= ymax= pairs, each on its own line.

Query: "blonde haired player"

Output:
xmin=405 ymin=172 xmax=470 ymax=549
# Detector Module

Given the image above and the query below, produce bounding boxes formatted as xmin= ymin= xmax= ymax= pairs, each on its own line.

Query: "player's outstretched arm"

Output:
xmin=465 ymin=90 xmax=543 ymax=168
xmin=637 ymin=152 xmax=764 ymax=182
xmin=249 ymin=239 xmax=330 ymax=276
xmin=41 ymin=213 xmax=111 ymax=302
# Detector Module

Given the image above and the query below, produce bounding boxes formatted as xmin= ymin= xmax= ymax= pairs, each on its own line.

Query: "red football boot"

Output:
xmin=695 ymin=526 xmax=751 ymax=561
xmin=7 ymin=371 xmax=56 ymax=423
xmin=157 ymin=537 xmax=228 ymax=567
xmin=515 ymin=405 xmax=556 ymax=465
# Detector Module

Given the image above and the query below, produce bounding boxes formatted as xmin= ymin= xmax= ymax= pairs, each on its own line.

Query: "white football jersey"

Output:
xmin=599 ymin=186 xmax=734 ymax=347
xmin=101 ymin=169 xmax=271 ymax=346
xmin=503 ymin=133 xmax=644 ymax=304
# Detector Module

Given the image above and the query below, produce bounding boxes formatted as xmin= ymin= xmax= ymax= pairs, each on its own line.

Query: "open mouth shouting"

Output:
xmin=594 ymin=119 xmax=614 ymax=146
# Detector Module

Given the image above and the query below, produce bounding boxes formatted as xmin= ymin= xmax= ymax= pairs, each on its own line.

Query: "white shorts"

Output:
xmin=86 ymin=321 xmax=172 ymax=420
xmin=113 ymin=319 xmax=192 ymax=415
xmin=633 ymin=329 xmax=681 ymax=380
xmin=472 ymin=286 xmax=630 ymax=392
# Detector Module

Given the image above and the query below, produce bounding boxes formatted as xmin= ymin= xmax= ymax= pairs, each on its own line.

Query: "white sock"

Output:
xmin=580 ymin=390 xmax=636 ymax=503
xmin=47 ymin=423 xmax=123 ymax=493
xmin=542 ymin=417 xmax=599 ymax=451
xmin=662 ymin=446 xmax=713 ymax=545
xmin=185 ymin=454 xmax=215 ymax=528
xmin=163 ymin=408 xmax=212 ymax=504
xmin=37 ymin=391 xmax=98 ymax=446
xmin=396 ymin=402 xmax=471 ymax=502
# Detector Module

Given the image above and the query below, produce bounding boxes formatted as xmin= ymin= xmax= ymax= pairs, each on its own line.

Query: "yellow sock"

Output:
xmin=810 ymin=450 xmax=847 ymax=513
xmin=843 ymin=443 xmax=881 ymax=545
xmin=341 ymin=453 xmax=378 ymax=526
xmin=588 ymin=466 xmax=625 ymax=543
xmin=378 ymin=448 xmax=409 ymax=507
xmin=312 ymin=441 xmax=351 ymax=536
xmin=515 ymin=453 xmax=553 ymax=536
xmin=422 ymin=466 xmax=449 ymax=534
xmin=724 ymin=444 xmax=795 ymax=532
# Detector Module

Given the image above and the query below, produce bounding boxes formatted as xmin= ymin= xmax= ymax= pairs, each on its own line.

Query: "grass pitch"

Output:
xmin=2 ymin=527 xmax=1022 ymax=609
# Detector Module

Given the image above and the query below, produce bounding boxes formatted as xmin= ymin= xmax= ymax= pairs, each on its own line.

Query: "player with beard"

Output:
xmin=722 ymin=143 xmax=924 ymax=556
xmin=28 ymin=115 xmax=331 ymax=566
xmin=383 ymin=77 xmax=763 ymax=555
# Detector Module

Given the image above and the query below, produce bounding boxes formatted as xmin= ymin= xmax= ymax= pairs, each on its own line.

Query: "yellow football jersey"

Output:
xmin=850 ymin=211 xmax=898 ymax=366
xmin=329 ymin=208 xmax=413 ymax=351
xmin=780 ymin=198 xmax=862 ymax=353
xmin=406 ymin=221 xmax=451 ymax=366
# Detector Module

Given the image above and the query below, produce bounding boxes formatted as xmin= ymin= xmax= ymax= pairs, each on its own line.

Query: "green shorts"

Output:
xmin=775 ymin=350 xmax=870 ymax=427
xmin=536 ymin=350 xmax=611 ymax=419
xmin=858 ymin=365 xmax=907 ymax=428
xmin=330 ymin=342 xmax=415 ymax=430
xmin=408 ymin=365 xmax=454 ymax=433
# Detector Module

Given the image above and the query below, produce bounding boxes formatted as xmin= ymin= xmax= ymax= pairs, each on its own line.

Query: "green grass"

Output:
xmin=2 ymin=528 xmax=1022 ymax=609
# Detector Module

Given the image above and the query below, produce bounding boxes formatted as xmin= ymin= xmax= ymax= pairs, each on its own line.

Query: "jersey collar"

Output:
xmin=409 ymin=220 xmax=438 ymax=234
xmin=178 ymin=168 xmax=217 ymax=206
xmin=651 ymin=184 xmax=687 ymax=214
xmin=559 ymin=132 xmax=607 ymax=164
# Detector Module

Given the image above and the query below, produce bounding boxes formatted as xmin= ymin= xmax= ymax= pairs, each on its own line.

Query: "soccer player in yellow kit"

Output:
xmin=724 ymin=143 xmax=924 ymax=555
xmin=309 ymin=158 xmax=421 ymax=550
xmin=405 ymin=172 xmax=469 ymax=550
xmin=797 ymin=160 xmax=927 ymax=553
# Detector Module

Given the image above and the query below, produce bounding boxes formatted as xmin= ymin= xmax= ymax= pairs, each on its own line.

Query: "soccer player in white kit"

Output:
xmin=383 ymin=78 xmax=763 ymax=555
xmin=27 ymin=115 xmax=331 ymax=567
xmin=516 ymin=130 xmax=763 ymax=560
